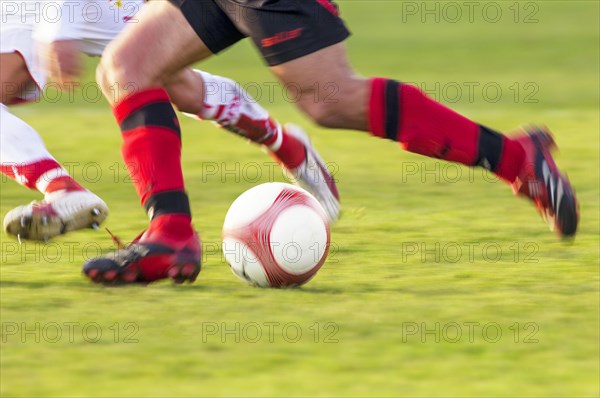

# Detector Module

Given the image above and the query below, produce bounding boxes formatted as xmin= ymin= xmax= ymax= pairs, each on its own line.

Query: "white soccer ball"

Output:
xmin=222 ymin=183 xmax=330 ymax=288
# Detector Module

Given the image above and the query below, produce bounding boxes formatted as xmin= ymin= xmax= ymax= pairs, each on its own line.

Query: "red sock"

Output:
xmin=494 ymin=139 xmax=525 ymax=183
xmin=145 ymin=214 xmax=193 ymax=241
xmin=368 ymin=78 xmax=524 ymax=182
xmin=262 ymin=124 xmax=306 ymax=169
xmin=223 ymin=113 xmax=306 ymax=170
xmin=1 ymin=159 xmax=84 ymax=193
xmin=45 ymin=176 xmax=85 ymax=193
xmin=112 ymin=87 xmax=192 ymax=237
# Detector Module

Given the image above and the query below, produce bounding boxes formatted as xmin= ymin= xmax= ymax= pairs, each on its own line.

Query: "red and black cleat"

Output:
xmin=511 ymin=126 xmax=579 ymax=238
xmin=83 ymin=229 xmax=201 ymax=285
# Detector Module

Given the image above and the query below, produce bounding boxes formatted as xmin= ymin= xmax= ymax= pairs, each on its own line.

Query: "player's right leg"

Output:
xmin=85 ymin=0 xmax=218 ymax=284
xmin=0 ymin=52 xmax=108 ymax=242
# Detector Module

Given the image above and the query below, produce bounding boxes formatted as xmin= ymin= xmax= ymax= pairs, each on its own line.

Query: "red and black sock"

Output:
xmin=113 ymin=87 xmax=192 ymax=237
xmin=368 ymin=78 xmax=524 ymax=182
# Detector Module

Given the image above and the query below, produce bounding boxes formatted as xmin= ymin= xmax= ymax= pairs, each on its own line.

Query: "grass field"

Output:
xmin=1 ymin=1 xmax=599 ymax=396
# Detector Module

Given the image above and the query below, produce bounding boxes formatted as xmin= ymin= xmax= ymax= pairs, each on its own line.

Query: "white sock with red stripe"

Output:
xmin=0 ymin=104 xmax=85 ymax=196
xmin=185 ymin=70 xmax=306 ymax=169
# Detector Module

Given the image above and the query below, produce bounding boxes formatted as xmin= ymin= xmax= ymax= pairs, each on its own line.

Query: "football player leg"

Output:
xmin=86 ymin=1 xmax=214 ymax=284
xmin=0 ymin=52 xmax=108 ymax=242
xmin=165 ymin=68 xmax=340 ymax=221
xmin=164 ymin=0 xmax=577 ymax=238
xmin=270 ymin=42 xmax=579 ymax=238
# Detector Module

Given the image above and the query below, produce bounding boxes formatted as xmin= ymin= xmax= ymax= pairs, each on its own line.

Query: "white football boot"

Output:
xmin=3 ymin=190 xmax=109 ymax=242
xmin=282 ymin=124 xmax=341 ymax=222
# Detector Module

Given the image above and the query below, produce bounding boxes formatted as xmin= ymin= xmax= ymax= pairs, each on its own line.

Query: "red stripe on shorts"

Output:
xmin=316 ymin=0 xmax=339 ymax=16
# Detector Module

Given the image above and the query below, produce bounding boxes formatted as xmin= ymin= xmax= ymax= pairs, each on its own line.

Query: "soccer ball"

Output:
xmin=222 ymin=183 xmax=330 ymax=288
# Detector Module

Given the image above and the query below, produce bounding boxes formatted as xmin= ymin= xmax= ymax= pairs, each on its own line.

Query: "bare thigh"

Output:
xmin=270 ymin=43 xmax=369 ymax=131
xmin=97 ymin=0 xmax=213 ymax=105
xmin=0 ymin=52 xmax=35 ymax=104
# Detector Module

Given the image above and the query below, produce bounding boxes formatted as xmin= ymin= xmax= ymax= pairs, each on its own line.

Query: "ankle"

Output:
xmin=44 ymin=176 xmax=86 ymax=195
xmin=148 ymin=214 xmax=193 ymax=239
xmin=495 ymin=139 xmax=526 ymax=183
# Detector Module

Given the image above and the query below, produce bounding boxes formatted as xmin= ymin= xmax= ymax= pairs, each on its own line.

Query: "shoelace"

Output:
xmin=106 ymin=228 xmax=126 ymax=250
xmin=105 ymin=228 xmax=152 ymax=268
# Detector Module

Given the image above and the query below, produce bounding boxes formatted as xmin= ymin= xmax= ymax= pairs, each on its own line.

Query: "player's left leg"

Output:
xmin=180 ymin=0 xmax=576 ymax=237
xmin=269 ymin=42 xmax=579 ymax=237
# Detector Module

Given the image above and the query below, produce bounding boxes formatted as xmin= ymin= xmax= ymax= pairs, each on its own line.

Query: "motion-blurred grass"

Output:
xmin=1 ymin=1 xmax=598 ymax=396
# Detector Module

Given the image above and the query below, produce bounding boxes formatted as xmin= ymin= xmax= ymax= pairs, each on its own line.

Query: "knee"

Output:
xmin=96 ymin=45 xmax=154 ymax=103
xmin=295 ymin=77 xmax=368 ymax=129
xmin=95 ymin=59 xmax=111 ymax=98
xmin=165 ymin=69 xmax=205 ymax=115
xmin=299 ymin=100 xmax=346 ymax=129
xmin=96 ymin=47 xmax=124 ymax=100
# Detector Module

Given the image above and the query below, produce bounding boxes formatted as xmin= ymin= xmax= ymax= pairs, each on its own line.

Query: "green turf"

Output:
xmin=1 ymin=1 xmax=599 ymax=397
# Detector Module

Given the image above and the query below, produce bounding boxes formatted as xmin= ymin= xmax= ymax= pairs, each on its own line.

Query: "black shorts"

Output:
xmin=168 ymin=0 xmax=350 ymax=66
